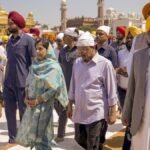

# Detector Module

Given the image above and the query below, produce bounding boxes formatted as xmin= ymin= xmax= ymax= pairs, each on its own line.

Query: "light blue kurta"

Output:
xmin=16 ymin=48 xmax=68 ymax=147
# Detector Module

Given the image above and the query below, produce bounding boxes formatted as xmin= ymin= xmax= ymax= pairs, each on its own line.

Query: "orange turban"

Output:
xmin=142 ymin=2 xmax=150 ymax=20
xmin=42 ymin=32 xmax=56 ymax=43
xmin=48 ymin=33 xmax=56 ymax=42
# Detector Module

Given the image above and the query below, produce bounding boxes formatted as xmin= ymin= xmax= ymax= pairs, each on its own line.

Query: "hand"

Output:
xmin=24 ymin=98 xmax=30 ymax=107
xmin=107 ymin=113 xmax=116 ymax=125
xmin=25 ymin=98 xmax=39 ymax=108
xmin=67 ymin=102 xmax=73 ymax=119
xmin=116 ymin=67 xmax=128 ymax=77
xmin=28 ymin=100 xmax=39 ymax=108
xmin=121 ymin=116 xmax=129 ymax=126
xmin=0 ymin=64 xmax=4 ymax=72
xmin=107 ymin=105 xmax=117 ymax=125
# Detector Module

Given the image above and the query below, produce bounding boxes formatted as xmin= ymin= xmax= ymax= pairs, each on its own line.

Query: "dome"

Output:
xmin=28 ymin=11 xmax=33 ymax=17
xmin=0 ymin=10 xmax=8 ymax=14
xmin=61 ymin=0 xmax=67 ymax=5
xmin=0 ymin=6 xmax=8 ymax=15
xmin=129 ymin=12 xmax=136 ymax=18
xmin=106 ymin=7 xmax=116 ymax=18
xmin=107 ymin=7 xmax=115 ymax=11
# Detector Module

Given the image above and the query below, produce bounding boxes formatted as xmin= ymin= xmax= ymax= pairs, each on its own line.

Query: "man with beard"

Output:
xmin=54 ymin=32 xmax=66 ymax=60
xmin=95 ymin=25 xmax=118 ymax=149
xmin=3 ymin=11 xmax=36 ymax=143
xmin=119 ymin=26 xmax=143 ymax=150
xmin=96 ymin=25 xmax=118 ymax=68
xmin=117 ymin=26 xmax=143 ymax=110
xmin=111 ymin=26 xmax=126 ymax=52
xmin=54 ymin=28 xmax=79 ymax=143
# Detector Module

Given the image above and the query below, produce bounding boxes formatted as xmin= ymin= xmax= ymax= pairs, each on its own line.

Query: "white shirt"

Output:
xmin=0 ymin=46 xmax=7 ymax=65
xmin=54 ymin=45 xmax=66 ymax=60
xmin=118 ymin=48 xmax=131 ymax=89
xmin=54 ymin=48 xmax=60 ymax=60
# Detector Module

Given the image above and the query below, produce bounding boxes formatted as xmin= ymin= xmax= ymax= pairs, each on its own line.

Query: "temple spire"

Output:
xmin=97 ymin=0 xmax=105 ymax=26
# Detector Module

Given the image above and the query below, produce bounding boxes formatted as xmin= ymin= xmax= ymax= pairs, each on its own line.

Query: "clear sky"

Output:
xmin=0 ymin=0 xmax=148 ymax=27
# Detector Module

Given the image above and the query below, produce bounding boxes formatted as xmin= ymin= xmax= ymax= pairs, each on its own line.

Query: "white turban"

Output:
xmin=79 ymin=30 xmax=85 ymax=36
xmin=97 ymin=25 xmax=111 ymax=35
xmin=76 ymin=32 xmax=95 ymax=47
xmin=64 ymin=27 xmax=78 ymax=37
xmin=57 ymin=33 xmax=64 ymax=40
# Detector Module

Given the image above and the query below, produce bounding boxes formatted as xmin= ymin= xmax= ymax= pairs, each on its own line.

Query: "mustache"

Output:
xmin=8 ymin=28 xmax=18 ymax=34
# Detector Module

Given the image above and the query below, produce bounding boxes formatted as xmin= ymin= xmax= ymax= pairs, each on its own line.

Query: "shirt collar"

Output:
xmin=97 ymin=41 xmax=109 ymax=50
xmin=66 ymin=45 xmax=77 ymax=51
xmin=91 ymin=52 xmax=100 ymax=64
xmin=117 ymin=40 xmax=125 ymax=45
xmin=81 ymin=52 xmax=100 ymax=64
xmin=11 ymin=32 xmax=24 ymax=40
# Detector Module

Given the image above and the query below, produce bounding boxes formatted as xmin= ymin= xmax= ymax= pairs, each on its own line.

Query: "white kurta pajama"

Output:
xmin=131 ymin=61 xmax=150 ymax=150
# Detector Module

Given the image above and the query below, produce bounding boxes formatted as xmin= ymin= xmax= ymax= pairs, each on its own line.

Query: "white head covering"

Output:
xmin=97 ymin=25 xmax=111 ymax=35
xmin=76 ymin=32 xmax=95 ymax=47
xmin=57 ymin=33 xmax=64 ymax=40
xmin=79 ymin=30 xmax=85 ymax=36
xmin=64 ymin=27 xmax=78 ymax=37
xmin=26 ymin=33 xmax=33 ymax=37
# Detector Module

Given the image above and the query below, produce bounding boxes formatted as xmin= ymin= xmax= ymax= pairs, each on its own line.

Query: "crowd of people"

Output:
xmin=0 ymin=1 xmax=150 ymax=150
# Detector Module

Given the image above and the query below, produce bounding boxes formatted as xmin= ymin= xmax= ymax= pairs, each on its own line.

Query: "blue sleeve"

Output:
xmin=110 ymin=47 xmax=118 ymax=68
xmin=28 ymin=37 xmax=36 ymax=58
